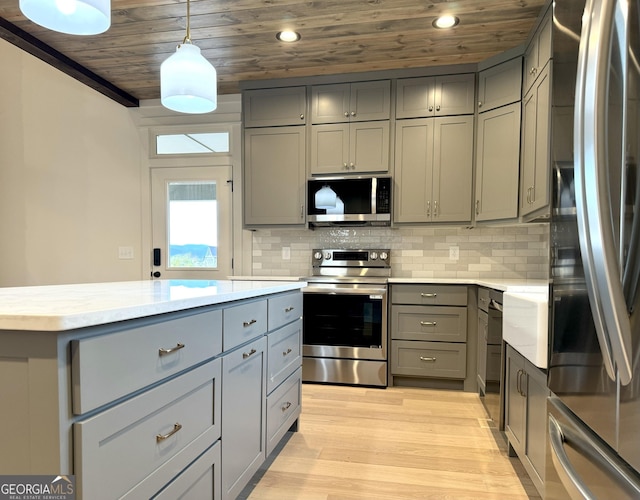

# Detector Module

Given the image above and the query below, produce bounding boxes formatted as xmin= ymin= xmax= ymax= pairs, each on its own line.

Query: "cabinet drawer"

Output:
xmin=72 ymin=308 xmax=222 ymax=414
xmin=392 ymin=305 xmax=467 ymax=342
xmin=391 ymin=340 xmax=466 ymax=379
xmin=391 ymin=284 xmax=467 ymax=306
xmin=223 ymin=299 xmax=268 ymax=351
xmin=151 ymin=441 xmax=220 ymax=500
xmin=266 ymin=368 xmax=301 ymax=456
xmin=75 ymin=359 xmax=222 ymax=500
xmin=267 ymin=319 xmax=302 ymax=394
xmin=268 ymin=291 xmax=303 ymax=331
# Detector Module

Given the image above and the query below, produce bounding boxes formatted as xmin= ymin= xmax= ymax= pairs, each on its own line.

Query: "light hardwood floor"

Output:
xmin=240 ymin=384 xmax=541 ymax=500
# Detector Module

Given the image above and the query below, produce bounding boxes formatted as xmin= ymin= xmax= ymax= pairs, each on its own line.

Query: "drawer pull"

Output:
xmin=283 ymin=348 xmax=292 ymax=356
xmin=420 ymin=321 xmax=437 ymax=326
xmin=285 ymin=306 xmax=295 ymax=313
xmin=156 ymin=423 xmax=182 ymax=442
xmin=420 ymin=293 xmax=437 ymax=298
xmin=419 ymin=356 xmax=437 ymax=362
xmin=281 ymin=402 xmax=292 ymax=412
xmin=158 ymin=343 xmax=185 ymax=357
xmin=243 ymin=319 xmax=257 ymax=327
xmin=243 ymin=348 xmax=257 ymax=359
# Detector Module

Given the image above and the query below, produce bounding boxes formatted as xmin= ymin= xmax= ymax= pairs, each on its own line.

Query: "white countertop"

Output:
xmin=387 ymin=277 xmax=549 ymax=292
xmin=0 ymin=280 xmax=305 ymax=332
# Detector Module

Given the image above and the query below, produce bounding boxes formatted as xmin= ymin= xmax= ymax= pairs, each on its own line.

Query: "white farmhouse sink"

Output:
xmin=503 ymin=286 xmax=549 ymax=369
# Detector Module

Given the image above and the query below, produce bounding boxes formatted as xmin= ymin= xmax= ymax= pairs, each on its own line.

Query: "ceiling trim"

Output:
xmin=0 ymin=17 xmax=139 ymax=108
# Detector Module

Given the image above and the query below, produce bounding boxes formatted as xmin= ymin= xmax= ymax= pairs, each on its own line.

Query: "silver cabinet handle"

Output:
xmin=350 ymin=111 xmax=356 ymax=117
xmin=300 ymin=205 xmax=304 ymax=219
xmin=344 ymin=111 xmax=349 ymax=117
xmin=420 ymin=293 xmax=437 ymax=298
xmin=478 ymin=101 xmax=482 ymax=107
xmin=349 ymin=162 xmax=355 ymax=169
xmin=156 ymin=423 xmax=182 ymax=442
xmin=283 ymin=347 xmax=292 ymax=356
xmin=420 ymin=356 xmax=437 ymax=362
xmin=476 ymin=199 xmax=480 ymax=215
xmin=574 ymin=0 xmax=631 ymax=384
xmin=420 ymin=321 xmax=437 ymax=326
xmin=436 ymin=105 xmax=441 ymax=112
xmin=243 ymin=319 xmax=257 ymax=327
xmin=300 ymin=114 xmax=304 ymax=120
xmin=426 ymin=200 xmax=431 ymax=217
xmin=428 ymin=105 xmax=433 ymax=112
xmin=285 ymin=306 xmax=295 ymax=313
xmin=343 ymin=162 xmax=348 ymax=169
xmin=243 ymin=348 xmax=257 ymax=359
xmin=158 ymin=343 xmax=185 ymax=357
xmin=433 ymin=200 xmax=438 ymax=216
xmin=281 ymin=402 xmax=292 ymax=412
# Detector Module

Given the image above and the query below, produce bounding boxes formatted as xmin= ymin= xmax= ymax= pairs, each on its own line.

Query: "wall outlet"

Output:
xmin=282 ymin=246 xmax=291 ymax=260
xmin=118 ymin=246 xmax=134 ymax=260
xmin=449 ymin=246 xmax=459 ymax=261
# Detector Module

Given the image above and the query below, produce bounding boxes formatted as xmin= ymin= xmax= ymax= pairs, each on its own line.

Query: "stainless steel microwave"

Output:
xmin=307 ymin=176 xmax=391 ymax=227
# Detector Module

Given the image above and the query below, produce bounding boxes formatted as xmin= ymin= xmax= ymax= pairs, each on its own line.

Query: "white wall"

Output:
xmin=0 ymin=39 xmax=144 ymax=286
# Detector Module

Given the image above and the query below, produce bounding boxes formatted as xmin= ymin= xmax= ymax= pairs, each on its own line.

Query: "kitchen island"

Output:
xmin=0 ymin=279 xmax=305 ymax=500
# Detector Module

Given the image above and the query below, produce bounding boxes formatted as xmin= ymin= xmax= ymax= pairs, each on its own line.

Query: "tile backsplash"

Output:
xmin=250 ymin=223 xmax=549 ymax=279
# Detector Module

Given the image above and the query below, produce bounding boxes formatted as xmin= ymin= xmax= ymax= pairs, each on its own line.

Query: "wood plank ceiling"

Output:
xmin=0 ymin=0 xmax=547 ymax=107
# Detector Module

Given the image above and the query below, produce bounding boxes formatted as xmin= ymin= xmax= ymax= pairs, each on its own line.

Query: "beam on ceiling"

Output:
xmin=0 ymin=17 xmax=139 ymax=108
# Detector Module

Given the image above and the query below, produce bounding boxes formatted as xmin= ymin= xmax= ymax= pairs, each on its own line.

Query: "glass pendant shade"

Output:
xmin=19 ymin=0 xmax=110 ymax=35
xmin=315 ymin=185 xmax=337 ymax=209
xmin=161 ymin=43 xmax=217 ymax=114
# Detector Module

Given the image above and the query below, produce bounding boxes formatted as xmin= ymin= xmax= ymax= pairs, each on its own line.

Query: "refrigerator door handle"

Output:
xmin=548 ymin=414 xmax=596 ymax=500
xmin=574 ymin=0 xmax=633 ymax=384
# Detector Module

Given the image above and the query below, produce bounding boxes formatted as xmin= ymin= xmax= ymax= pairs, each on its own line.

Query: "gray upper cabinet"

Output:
xmin=243 ymin=87 xmax=307 ymax=127
xmin=523 ymin=8 xmax=552 ymax=95
xmin=311 ymin=80 xmax=391 ymax=124
xmin=520 ymin=63 xmax=551 ymax=218
xmin=475 ymin=102 xmax=522 ymax=222
xmin=396 ymin=74 xmax=475 ymax=118
xmin=477 ymin=57 xmax=522 ymax=112
xmin=310 ymin=121 xmax=390 ymax=174
xmin=244 ymin=127 xmax=306 ymax=226
xmin=394 ymin=115 xmax=473 ymax=223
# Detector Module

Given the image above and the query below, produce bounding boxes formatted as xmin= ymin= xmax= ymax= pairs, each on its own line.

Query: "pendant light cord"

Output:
xmin=182 ymin=0 xmax=192 ymax=44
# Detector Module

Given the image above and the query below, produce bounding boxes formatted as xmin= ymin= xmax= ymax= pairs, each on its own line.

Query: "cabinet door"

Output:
xmin=432 ymin=115 xmax=473 ymax=223
xmin=523 ymin=11 xmax=552 ymax=94
xmin=221 ymin=336 xmax=267 ymax=500
xmin=477 ymin=58 xmax=523 ymax=112
xmin=475 ymin=102 xmax=521 ymax=221
xmin=244 ymin=127 xmax=305 ymax=226
xmin=349 ymin=80 xmax=391 ymax=121
xmin=520 ymin=64 xmax=551 ymax=217
xmin=477 ymin=310 xmax=488 ymax=388
xmin=396 ymin=77 xmax=436 ymax=118
xmin=311 ymin=83 xmax=351 ymax=124
xmin=310 ymin=123 xmax=350 ymax=174
xmin=505 ymin=346 xmax=526 ymax=457
xmin=243 ymin=87 xmax=306 ymax=127
xmin=350 ymin=121 xmax=390 ymax=172
xmin=434 ymin=73 xmax=476 ymax=116
xmin=525 ymin=360 xmax=549 ymax=487
xmin=394 ymin=118 xmax=434 ymax=222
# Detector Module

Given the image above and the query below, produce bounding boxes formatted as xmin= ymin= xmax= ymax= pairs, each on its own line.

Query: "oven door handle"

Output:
xmin=303 ymin=286 xmax=387 ymax=296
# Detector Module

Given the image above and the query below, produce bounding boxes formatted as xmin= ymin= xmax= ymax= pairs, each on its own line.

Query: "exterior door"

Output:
xmin=151 ymin=166 xmax=232 ymax=280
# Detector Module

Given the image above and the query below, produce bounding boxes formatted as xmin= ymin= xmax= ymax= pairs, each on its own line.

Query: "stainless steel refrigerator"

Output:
xmin=547 ymin=0 xmax=640 ymax=497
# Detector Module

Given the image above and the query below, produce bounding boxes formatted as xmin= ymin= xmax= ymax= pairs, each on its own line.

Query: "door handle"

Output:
xmin=153 ymin=248 xmax=161 ymax=266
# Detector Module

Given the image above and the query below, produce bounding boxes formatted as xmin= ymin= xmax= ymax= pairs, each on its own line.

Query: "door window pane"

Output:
xmin=168 ymin=182 xmax=218 ymax=268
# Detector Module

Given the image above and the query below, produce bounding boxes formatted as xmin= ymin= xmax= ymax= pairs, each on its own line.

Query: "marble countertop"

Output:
xmin=387 ymin=277 xmax=549 ymax=292
xmin=0 ymin=280 xmax=305 ymax=332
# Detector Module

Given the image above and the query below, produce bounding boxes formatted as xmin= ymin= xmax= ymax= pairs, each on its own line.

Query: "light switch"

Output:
xmin=118 ymin=246 xmax=134 ymax=260
xmin=449 ymin=246 xmax=459 ymax=261
xmin=282 ymin=247 xmax=291 ymax=260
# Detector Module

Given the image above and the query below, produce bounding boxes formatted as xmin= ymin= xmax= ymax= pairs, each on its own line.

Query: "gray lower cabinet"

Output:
xmin=505 ymin=344 xmax=548 ymax=497
xmin=244 ymin=126 xmax=306 ymax=226
xmin=394 ymin=115 xmax=474 ymax=223
xmin=390 ymin=285 xmax=471 ymax=389
xmin=221 ymin=336 xmax=267 ymax=500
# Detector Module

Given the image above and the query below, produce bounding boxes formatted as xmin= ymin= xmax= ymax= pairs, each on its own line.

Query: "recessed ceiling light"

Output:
xmin=276 ymin=30 xmax=301 ymax=42
xmin=433 ymin=15 xmax=459 ymax=29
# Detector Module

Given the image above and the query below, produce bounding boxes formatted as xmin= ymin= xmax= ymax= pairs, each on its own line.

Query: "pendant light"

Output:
xmin=161 ymin=0 xmax=217 ymax=114
xmin=19 ymin=0 xmax=110 ymax=35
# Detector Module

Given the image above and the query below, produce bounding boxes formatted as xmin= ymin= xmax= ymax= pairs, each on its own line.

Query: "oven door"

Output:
xmin=303 ymin=283 xmax=388 ymax=361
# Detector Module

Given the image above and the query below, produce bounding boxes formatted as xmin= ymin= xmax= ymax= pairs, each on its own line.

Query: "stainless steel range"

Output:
xmin=302 ymin=248 xmax=390 ymax=387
